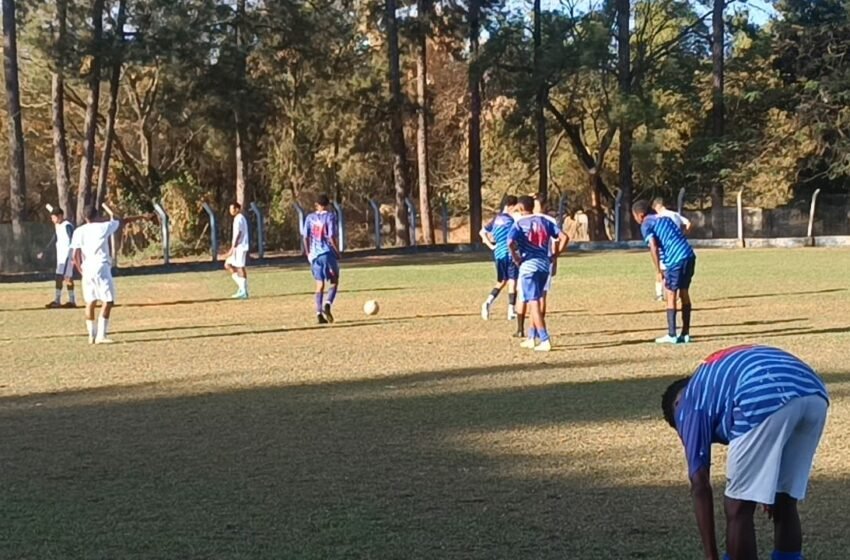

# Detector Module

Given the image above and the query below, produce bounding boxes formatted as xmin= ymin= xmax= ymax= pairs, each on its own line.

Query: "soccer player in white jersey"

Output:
xmin=652 ymin=197 xmax=692 ymax=301
xmin=37 ymin=207 xmax=76 ymax=308
xmin=71 ymin=206 xmax=150 ymax=344
xmin=223 ymin=202 xmax=250 ymax=299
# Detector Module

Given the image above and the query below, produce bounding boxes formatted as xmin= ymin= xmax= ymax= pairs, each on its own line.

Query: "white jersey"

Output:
xmin=657 ymin=208 xmax=691 ymax=229
xmin=232 ymin=213 xmax=250 ymax=250
xmin=70 ymin=220 xmax=120 ymax=274
xmin=55 ymin=220 xmax=74 ymax=259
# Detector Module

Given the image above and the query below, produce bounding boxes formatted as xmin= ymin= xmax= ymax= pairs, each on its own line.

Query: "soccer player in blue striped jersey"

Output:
xmin=662 ymin=345 xmax=829 ymax=560
xmin=480 ymin=195 xmax=518 ymax=321
xmin=508 ymin=196 xmax=568 ymax=352
xmin=633 ymin=200 xmax=696 ymax=344
xmin=304 ymin=194 xmax=340 ymax=324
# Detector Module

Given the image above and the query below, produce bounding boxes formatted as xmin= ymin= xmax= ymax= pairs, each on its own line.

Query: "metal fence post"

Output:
xmin=737 ymin=189 xmax=745 ymax=248
xmin=293 ymin=202 xmax=306 ymax=254
xmin=368 ymin=199 xmax=382 ymax=249
xmin=405 ymin=197 xmax=417 ymax=247
xmin=332 ymin=201 xmax=345 ymax=253
xmin=441 ymin=195 xmax=449 ymax=244
xmin=677 ymin=187 xmax=686 ymax=214
xmin=101 ymin=203 xmax=119 ymax=266
xmin=152 ymin=201 xmax=170 ymax=264
xmin=558 ymin=193 xmax=568 ymax=228
xmin=249 ymin=202 xmax=265 ymax=259
xmin=614 ymin=190 xmax=624 ymax=242
xmin=201 ymin=202 xmax=218 ymax=262
xmin=807 ymin=188 xmax=822 ymax=242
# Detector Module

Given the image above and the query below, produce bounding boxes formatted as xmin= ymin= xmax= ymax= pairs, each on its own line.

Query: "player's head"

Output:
xmin=315 ymin=194 xmax=331 ymax=211
xmin=503 ymin=195 xmax=518 ymax=213
xmin=662 ymin=376 xmax=691 ymax=429
xmin=517 ymin=195 xmax=534 ymax=214
xmin=631 ymin=200 xmax=651 ymax=224
xmin=652 ymin=197 xmax=666 ymax=212
xmin=83 ymin=205 xmax=99 ymax=223
xmin=50 ymin=207 xmax=64 ymax=224
xmin=229 ymin=201 xmax=241 ymax=216
xmin=533 ymin=192 xmax=547 ymax=214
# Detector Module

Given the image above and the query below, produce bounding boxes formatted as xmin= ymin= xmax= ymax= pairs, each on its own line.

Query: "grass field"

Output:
xmin=1 ymin=248 xmax=849 ymax=559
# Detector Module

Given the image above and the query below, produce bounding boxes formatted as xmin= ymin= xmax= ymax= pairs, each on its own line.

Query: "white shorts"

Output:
xmin=225 ymin=247 xmax=248 ymax=269
xmin=83 ymin=266 xmax=116 ymax=303
xmin=726 ymin=395 xmax=828 ymax=505
xmin=55 ymin=253 xmax=74 ymax=278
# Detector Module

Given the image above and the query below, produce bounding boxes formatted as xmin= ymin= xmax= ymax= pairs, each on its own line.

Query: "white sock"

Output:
xmin=98 ymin=316 xmax=109 ymax=340
xmin=231 ymin=273 xmax=240 ymax=288
xmin=237 ymin=277 xmax=247 ymax=293
xmin=54 ymin=289 xmax=62 ymax=303
xmin=86 ymin=319 xmax=97 ymax=340
xmin=486 ymin=295 xmax=496 ymax=305
xmin=655 ymin=282 xmax=663 ymax=298
xmin=68 ymin=290 xmax=76 ymax=304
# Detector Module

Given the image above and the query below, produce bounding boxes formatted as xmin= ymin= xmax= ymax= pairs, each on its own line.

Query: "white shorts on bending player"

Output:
xmin=225 ymin=247 xmax=248 ymax=268
xmin=82 ymin=265 xmax=116 ymax=303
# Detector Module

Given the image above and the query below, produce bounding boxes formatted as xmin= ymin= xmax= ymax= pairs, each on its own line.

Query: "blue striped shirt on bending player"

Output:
xmin=484 ymin=213 xmax=515 ymax=261
xmin=641 ymin=214 xmax=694 ymax=268
xmin=676 ymin=345 xmax=829 ymax=477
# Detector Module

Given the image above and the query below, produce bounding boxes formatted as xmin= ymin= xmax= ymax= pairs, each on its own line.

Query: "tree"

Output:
xmin=3 ymin=0 xmax=26 ymax=236
xmin=533 ymin=0 xmax=547 ymax=196
xmin=234 ymin=0 xmax=249 ymax=208
xmin=76 ymin=0 xmax=106 ymax=224
xmin=468 ymin=0 xmax=483 ymax=242
xmin=387 ymin=0 xmax=412 ymax=245
xmin=51 ymin=0 xmax=73 ymax=221
xmin=416 ymin=0 xmax=435 ymax=244
xmin=617 ymin=0 xmax=634 ymax=238
xmin=709 ymin=0 xmax=725 ymax=236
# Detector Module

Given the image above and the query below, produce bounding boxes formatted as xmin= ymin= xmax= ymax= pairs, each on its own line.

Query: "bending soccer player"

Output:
xmin=662 ymin=345 xmax=829 ymax=560
xmin=37 ymin=207 xmax=76 ymax=308
xmin=508 ymin=196 xmax=568 ymax=352
xmin=304 ymin=194 xmax=340 ymax=324
xmin=223 ymin=201 xmax=250 ymax=299
xmin=651 ymin=197 xmax=692 ymax=301
xmin=632 ymin=200 xmax=696 ymax=344
xmin=480 ymin=195 xmax=518 ymax=321
xmin=70 ymin=206 xmax=151 ymax=344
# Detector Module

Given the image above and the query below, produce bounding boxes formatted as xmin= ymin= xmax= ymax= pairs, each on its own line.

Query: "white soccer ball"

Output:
xmin=363 ymin=300 xmax=380 ymax=316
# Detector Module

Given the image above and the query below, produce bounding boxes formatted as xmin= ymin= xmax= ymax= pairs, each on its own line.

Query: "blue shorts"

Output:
xmin=495 ymin=257 xmax=518 ymax=283
xmin=520 ymin=270 xmax=549 ymax=303
xmin=665 ymin=256 xmax=696 ymax=292
xmin=311 ymin=253 xmax=339 ymax=282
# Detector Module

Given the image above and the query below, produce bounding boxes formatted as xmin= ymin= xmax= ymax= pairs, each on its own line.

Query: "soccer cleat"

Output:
xmin=655 ymin=295 xmax=664 ymax=302
xmin=534 ymin=340 xmax=552 ymax=352
xmin=62 ymin=301 xmax=77 ymax=309
xmin=678 ymin=334 xmax=692 ymax=344
xmin=317 ymin=313 xmax=328 ymax=325
xmin=94 ymin=338 xmax=114 ymax=345
xmin=513 ymin=329 xmax=525 ymax=338
xmin=507 ymin=308 xmax=517 ymax=321
xmin=45 ymin=301 xmax=61 ymax=309
xmin=231 ymin=291 xmax=248 ymax=300
xmin=323 ymin=303 xmax=335 ymax=324
xmin=655 ymin=334 xmax=680 ymax=344
xmin=520 ymin=338 xmax=537 ymax=349
xmin=481 ymin=301 xmax=491 ymax=320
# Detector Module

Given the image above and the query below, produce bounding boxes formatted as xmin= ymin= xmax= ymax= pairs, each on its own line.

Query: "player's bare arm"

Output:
xmin=690 ymin=466 xmax=720 ymax=560
xmin=72 ymin=248 xmax=84 ymax=276
xmin=648 ymin=237 xmax=662 ymax=275
xmin=479 ymin=228 xmax=496 ymax=251
xmin=508 ymin=240 xmax=522 ymax=267
xmin=551 ymin=231 xmax=569 ymax=276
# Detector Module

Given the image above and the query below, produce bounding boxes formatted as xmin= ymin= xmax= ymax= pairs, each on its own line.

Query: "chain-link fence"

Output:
xmin=0 ymin=223 xmax=55 ymax=274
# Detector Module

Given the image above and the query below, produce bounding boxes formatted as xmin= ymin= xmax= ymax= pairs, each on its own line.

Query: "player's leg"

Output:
xmin=312 ymin=255 xmax=328 ymax=324
xmin=94 ymin=272 xmax=116 ymax=343
xmin=533 ymin=271 xmax=552 ymax=351
xmin=483 ymin=260 xmax=507 ymax=320
xmin=47 ymin=274 xmax=63 ymax=308
xmin=724 ymin=497 xmax=758 ymax=560
xmin=224 ymin=256 xmax=241 ymax=296
xmin=520 ymin=300 xmax=540 ymax=349
xmin=323 ymin=257 xmax=340 ymax=323
xmin=656 ymin=262 xmax=681 ymax=344
xmin=64 ymin=267 xmax=76 ymax=308
xmin=772 ymin=493 xmax=801 ymax=557
xmin=85 ymin=301 xmax=98 ymax=343
xmin=518 ymin=273 xmax=536 ymax=347
xmin=507 ymin=278 xmax=517 ymax=320
xmin=515 ymin=299 xmax=526 ymax=337
xmin=678 ymin=256 xmax=695 ymax=342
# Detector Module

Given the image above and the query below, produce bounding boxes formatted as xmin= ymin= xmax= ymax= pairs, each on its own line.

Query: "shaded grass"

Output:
xmin=1 ymin=248 xmax=849 ymax=559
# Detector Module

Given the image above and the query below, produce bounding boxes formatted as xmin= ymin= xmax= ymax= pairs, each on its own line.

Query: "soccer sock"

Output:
xmin=328 ymin=284 xmax=338 ymax=305
xmin=771 ymin=552 xmax=802 ymax=560
xmin=681 ymin=304 xmax=692 ymax=335
xmin=486 ymin=288 xmax=500 ymax=304
xmin=67 ymin=287 xmax=76 ymax=303
xmin=655 ymin=282 xmax=663 ymax=298
xmin=528 ymin=327 xmax=538 ymax=340
xmin=538 ymin=328 xmax=550 ymax=342
xmin=666 ymin=308 xmax=677 ymax=337
xmin=86 ymin=319 xmax=97 ymax=340
xmin=231 ymin=273 xmax=240 ymax=288
xmin=315 ymin=292 xmax=324 ymax=313
xmin=237 ymin=276 xmax=248 ymax=293
xmin=98 ymin=316 xmax=109 ymax=339
xmin=54 ymin=289 xmax=62 ymax=303
xmin=508 ymin=293 xmax=517 ymax=307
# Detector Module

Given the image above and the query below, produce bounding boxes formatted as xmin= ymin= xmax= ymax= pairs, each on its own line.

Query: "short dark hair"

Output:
xmin=632 ymin=200 xmax=651 ymax=217
xmin=50 ymin=207 xmax=64 ymax=217
xmin=84 ymin=205 xmax=98 ymax=222
xmin=662 ymin=377 xmax=691 ymax=429
xmin=230 ymin=201 xmax=241 ymax=210
xmin=652 ymin=197 xmax=665 ymax=208
xmin=316 ymin=194 xmax=330 ymax=207
xmin=504 ymin=195 xmax=518 ymax=207
xmin=517 ymin=195 xmax=534 ymax=212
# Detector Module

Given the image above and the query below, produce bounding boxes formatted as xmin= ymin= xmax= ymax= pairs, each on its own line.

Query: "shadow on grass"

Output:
xmin=704 ymin=287 xmax=848 ymax=302
xmin=1 ymin=365 xmax=849 ymax=559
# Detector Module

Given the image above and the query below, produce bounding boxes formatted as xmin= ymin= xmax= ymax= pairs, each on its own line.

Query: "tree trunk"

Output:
xmin=3 ymin=0 xmax=26 ymax=238
xmin=96 ymin=0 xmax=127 ymax=210
xmin=234 ymin=0 xmax=249 ymax=208
xmin=76 ymin=0 xmax=105 ymax=224
xmin=533 ymin=0 xmax=547 ymax=197
xmin=416 ymin=0 xmax=434 ymax=245
xmin=467 ymin=0 xmax=482 ymax=243
xmin=588 ymin=173 xmax=609 ymax=241
xmin=616 ymin=0 xmax=636 ymax=239
xmin=52 ymin=0 xmax=73 ymax=221
xmin=234 ymin=113 xmax=249 ymax=207
xmin=387 ymin=0 xmax=411 ymax=246
xmin=710 ymin=0 xmax=725 ymax=237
